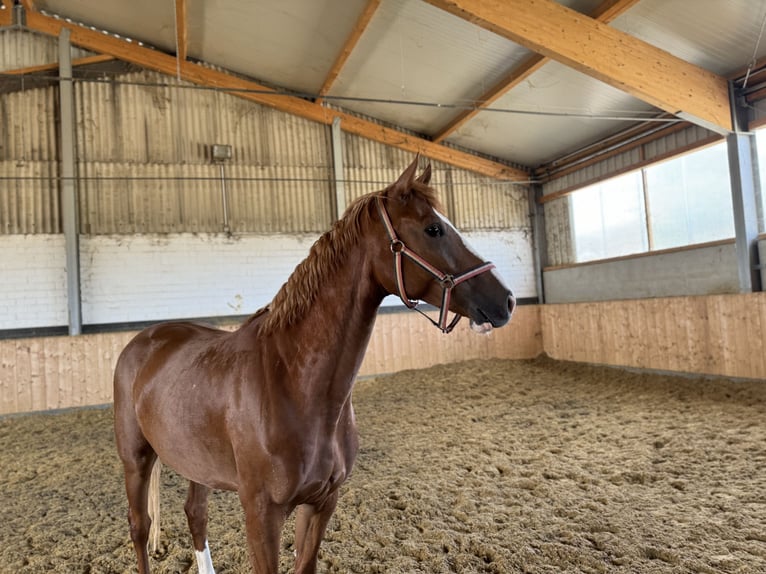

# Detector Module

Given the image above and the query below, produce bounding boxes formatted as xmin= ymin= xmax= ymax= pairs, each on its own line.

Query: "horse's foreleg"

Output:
xmin=185 ymin=481 xmax=215 ymax=574
xmin=239 ymin=490 xmax=286 ymax=573
xmin=294 ymin=492 xmax=339 ymax=574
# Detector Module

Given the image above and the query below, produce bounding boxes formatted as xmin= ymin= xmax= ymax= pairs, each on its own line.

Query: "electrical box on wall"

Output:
xmin=212 ymin=144 xmax=232 ymax=161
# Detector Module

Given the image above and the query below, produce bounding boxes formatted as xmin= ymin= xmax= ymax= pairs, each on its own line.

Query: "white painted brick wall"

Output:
xmin=80 ymin=233 xmax=318 ymax=324
xmin=0 ymin=234 xmax=68 ymax=329
xmin=1 ymin=230 xmax=537 ymax=329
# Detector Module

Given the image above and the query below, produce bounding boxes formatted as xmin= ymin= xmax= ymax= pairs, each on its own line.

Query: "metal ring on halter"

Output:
xmin=439 ymin=275 xmax=455 ymax=289
xmin=390 ymin=240 xmax=405 ymax=253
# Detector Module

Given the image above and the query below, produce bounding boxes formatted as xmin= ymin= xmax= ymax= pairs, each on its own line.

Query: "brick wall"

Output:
xmin=0 ymin=235 xmax=68 ymax=329
xmin=1 ymin=230 xmax=535 ymax=330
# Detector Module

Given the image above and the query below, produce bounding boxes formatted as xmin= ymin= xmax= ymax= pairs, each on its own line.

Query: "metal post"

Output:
xmin=59 ymin=29 xmax=82 ymax=335
xmin=212 ymin=144 xmax=232 ymax=234
xmin=528 ymin=185 xmax=546 ymax=304
xmin=218 ymin=163 xmax=230 ymax=234
xmin=727 ymin=81 xmax=761 ymax=293
xmin=331 ymin=117 xmax=346 ymax=220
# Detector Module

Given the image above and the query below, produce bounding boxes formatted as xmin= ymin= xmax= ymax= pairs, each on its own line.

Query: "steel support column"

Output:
xmin=59 ymin=29 xmax=82 ymax=335
xmin=331 ymin=117 xmax=346 ymax=220
xmin=727 ymin=81 xmax=761 ymax=293
xmin=528 ymin=185 xmax=546 ymax=304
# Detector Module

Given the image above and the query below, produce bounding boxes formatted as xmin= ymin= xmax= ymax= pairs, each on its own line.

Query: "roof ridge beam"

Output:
xmin=424 ymin=0 xmax=732 ymax=134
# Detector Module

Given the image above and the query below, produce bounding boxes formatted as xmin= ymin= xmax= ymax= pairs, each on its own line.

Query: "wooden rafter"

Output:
xmin=174 ymin=0 xmax=187 ymax=64
xmin=425 ymin=0 xmax=732 ymax=134
xmin=0 ymin=0 xmax=11 ymax=27
xmin=1 ymin=54 xmax=115 ymax=75
xmin=23 ymin=9 xmax=528 ymax=181
xmin=432 ymin=0 xmax=641 ymax=143
xmin=316 ymin=0 xmax=381 ymax=105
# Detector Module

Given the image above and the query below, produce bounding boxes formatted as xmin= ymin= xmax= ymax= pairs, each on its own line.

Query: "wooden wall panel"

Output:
xmin=541 ymin=293 xmax=766 ymax=380
xmin=9 ymin=293 xmax=765 ymax=417
xmin=0 ymin=306 xmax=541 ymax=416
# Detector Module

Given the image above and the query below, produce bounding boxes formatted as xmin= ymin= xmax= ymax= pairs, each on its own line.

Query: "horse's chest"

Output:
xmin=284 ymin=424 xmax=358 ymax=506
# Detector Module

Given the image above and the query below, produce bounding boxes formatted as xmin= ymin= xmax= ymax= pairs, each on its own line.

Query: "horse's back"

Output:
xmin=115 ymin=321 xmax=228 ymax=392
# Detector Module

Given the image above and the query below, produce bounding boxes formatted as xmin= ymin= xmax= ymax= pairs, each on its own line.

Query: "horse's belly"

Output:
xmin=137 ymin=406 xmax=239 ymax=491
xmin=154 ymin=437 xmax=239 ymax=491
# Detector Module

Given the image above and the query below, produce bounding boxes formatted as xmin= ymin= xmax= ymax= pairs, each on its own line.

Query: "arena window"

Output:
xmin=570 ymin=141 xmax=735 ymax=263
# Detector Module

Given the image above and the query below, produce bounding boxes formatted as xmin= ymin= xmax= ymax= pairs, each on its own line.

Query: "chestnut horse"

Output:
xmin=113 ymin=157 xmax=515 ymax=574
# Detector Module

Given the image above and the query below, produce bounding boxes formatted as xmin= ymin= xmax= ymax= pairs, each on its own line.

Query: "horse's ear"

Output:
xmin=416 ymin=163 xmax=432 ymax=186
xmin=388 ymin=154 xmax=421 ymax=198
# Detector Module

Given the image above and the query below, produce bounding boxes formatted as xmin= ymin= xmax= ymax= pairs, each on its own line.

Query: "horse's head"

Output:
xmin=372 ymin=157 xmax=515 ymax=333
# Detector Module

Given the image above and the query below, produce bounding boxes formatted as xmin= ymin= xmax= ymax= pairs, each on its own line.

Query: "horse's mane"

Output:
xmin=249 ymin=180 xmax=441 ymax=335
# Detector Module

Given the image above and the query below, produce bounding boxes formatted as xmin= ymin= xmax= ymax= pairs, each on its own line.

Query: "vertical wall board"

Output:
xmin=541 ymin=293 xmax=766 ymax=380
xmin=0 ymin=307 xmax=542 ymax=415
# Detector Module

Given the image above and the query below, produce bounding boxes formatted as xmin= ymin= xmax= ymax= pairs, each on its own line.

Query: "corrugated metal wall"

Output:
xmin=75 ymin=70 xmax=334 ymax=234
xmin=342 ymin=131 xmax=530 ymax=230
xmin=542 ymin=196 xmax=572 ymax=267
xmin=541 ymin=124 xmax=716 ymax=197
xmin=1 ymin=29 xmax=526 ymax=237
xmin=0 ymin=28 xmax=91 ymax=72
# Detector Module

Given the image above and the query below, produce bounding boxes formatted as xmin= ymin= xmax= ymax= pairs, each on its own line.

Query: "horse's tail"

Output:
xmin=147 ymin=459 xmax=162 ymax=553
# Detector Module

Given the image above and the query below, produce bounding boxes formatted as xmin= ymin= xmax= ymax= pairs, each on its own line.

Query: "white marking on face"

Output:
xmin=196 ymin=540 xmax=216 ymax=574
xmin=435 ymin=209 xmax=507 ymax=281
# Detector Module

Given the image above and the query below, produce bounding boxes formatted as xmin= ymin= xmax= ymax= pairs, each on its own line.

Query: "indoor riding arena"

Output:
xmin=2 ymin=1 xmax=766 ymax=573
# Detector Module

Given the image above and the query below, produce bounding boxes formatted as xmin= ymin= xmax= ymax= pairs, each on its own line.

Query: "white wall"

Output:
xmin=0 ymin=235 xmax=68 ymax=329
xmin=544 ymin=241 xmax=739 ymax=304
xmin=1 ymin=230 xmax=535 ymax=330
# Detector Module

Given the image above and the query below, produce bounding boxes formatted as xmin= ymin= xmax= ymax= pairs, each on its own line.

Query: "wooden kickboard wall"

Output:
xmin=0 ymin=306 xmax=542 ymax=415
xmin=540 ymin=293 xmax=766 ymax=380
xmin=3 ymin=294 xmax=765 ymax=416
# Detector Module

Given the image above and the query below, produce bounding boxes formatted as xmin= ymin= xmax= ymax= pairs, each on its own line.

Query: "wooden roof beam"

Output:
xmin=432 ymin=0 xmax=641 ymax=143
xmin=316 ymin=0 xmax=381 ymax=105
xmin=174 ymin=0 xmax=187 ymax=64
xmin=1 ymin=54 xmax=115 ymax=75
xmin=425 ymin=0 xmax=733 ymax=134
xmin=23 ymin=9 xmax=529 ymax=181
xmin=0 ymin=3 xmax=10 ymax=27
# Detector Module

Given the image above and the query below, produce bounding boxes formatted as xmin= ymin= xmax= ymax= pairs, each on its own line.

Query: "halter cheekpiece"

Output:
xmin=375 ymin=196 xmax=496 ymax=333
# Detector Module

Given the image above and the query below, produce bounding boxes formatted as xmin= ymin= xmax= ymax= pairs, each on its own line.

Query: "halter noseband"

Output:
xmin=376 ymin=196 xmax=496 ymax=333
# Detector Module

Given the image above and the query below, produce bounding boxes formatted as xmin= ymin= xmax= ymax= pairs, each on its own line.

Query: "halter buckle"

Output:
xmin=439 ymin=275 xmax=455 ymax=289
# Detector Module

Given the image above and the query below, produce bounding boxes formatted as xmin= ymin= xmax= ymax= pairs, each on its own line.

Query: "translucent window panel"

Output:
xmin=755 ymin=128 xmax=766 ymax=232
xmin=571 ymin=171 xmax=647 ymax=262
xmin=645 ymin=142 xmax=734 ymax=250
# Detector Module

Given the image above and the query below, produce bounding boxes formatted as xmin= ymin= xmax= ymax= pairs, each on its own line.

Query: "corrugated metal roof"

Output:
xmin=20 ymin=0 xmax=766 ymax=170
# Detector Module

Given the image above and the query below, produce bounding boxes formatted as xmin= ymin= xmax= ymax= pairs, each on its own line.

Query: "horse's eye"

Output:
xmin=425 ymin=223 xmax=444 ymax=238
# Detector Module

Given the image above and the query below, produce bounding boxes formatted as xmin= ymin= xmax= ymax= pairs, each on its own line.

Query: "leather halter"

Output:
xmin=376 ymin=196 xmax=496 ymax=333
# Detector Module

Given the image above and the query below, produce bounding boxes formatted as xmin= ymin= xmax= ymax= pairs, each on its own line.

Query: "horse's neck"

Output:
xmin=247 ymin=245 xmax=384 ymax=410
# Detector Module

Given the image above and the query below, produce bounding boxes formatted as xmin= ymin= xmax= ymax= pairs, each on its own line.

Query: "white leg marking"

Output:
xmin=196 ymin=540 xmax=216 ymax=574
